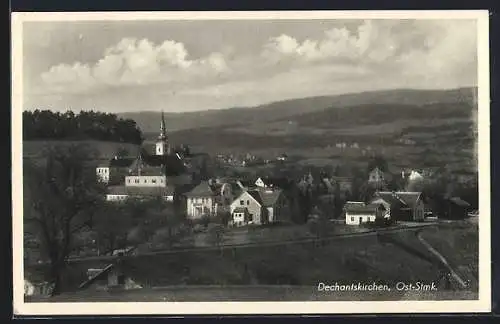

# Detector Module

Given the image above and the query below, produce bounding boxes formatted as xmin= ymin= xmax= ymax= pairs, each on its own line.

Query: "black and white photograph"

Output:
xmin=12 ymin=10 xmax=491 ymax=315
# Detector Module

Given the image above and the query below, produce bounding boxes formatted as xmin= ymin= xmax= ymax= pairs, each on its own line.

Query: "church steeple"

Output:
xmin=158 ymin=110 xmax=167 ymax=141
xmin=156 ymin=110 xmax=170 ymax=156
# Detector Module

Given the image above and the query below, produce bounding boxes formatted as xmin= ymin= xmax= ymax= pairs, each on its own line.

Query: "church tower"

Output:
xmin=155 ymin=110 xmax=170 ymax=156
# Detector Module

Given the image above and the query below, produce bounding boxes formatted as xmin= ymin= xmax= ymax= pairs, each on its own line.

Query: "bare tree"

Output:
xmin=23 ymin=144 xmax=104 ymax=296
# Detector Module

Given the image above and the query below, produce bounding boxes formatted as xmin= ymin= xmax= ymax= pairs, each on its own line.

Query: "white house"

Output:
xmin=344 ymin=201 xmax=386 ymax=225
xmin=185 ymin=181 xmax=235 ymax=220
xmin=96 ymin=156 xmax=135 ymax=184
xmin=229 ymin=188 xmax=290 ymax=226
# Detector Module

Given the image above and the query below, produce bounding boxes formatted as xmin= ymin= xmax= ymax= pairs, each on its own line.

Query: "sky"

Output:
xmin=22 ymin=18 xmax=478 ymax=113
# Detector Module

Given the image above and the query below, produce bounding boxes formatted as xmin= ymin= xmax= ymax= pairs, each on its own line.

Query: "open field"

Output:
xmin=25 ymin=221 xmax=478 ymax=301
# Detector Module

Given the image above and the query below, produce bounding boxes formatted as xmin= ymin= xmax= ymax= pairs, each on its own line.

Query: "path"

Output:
xmin=415 ymin=229 xmax=469 ymax=289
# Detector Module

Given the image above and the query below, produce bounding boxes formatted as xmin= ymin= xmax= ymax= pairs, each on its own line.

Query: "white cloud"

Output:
xmin=34 ymin=19 xmax=478 ymax=112
xmin=40 ymin=37 xmax=231 ymax=92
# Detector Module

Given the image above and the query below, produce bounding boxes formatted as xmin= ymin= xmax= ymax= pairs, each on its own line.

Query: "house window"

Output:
xmin=152 ymin=179 xmax=157 ymax=184
xmin=351 ymin=217 xmax=355 ymax=222
xmin=249 ymin=214 xmax=254 ymax=221
xmin=127 ymin=179 xmax=130 ymax=183
xmin=247 ymin=200 xmax=250 ymax=205
xmin=135 ymin=179 xmax=139 ymax=184
xmin=160 ymin=179 xmax=164 ymax=183
xmin=240 ymin=200 xmax=244 ymax=205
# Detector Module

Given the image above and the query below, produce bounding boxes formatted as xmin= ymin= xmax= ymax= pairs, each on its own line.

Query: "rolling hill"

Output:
xmin=119 ymin=87 xmax=477 ymax=134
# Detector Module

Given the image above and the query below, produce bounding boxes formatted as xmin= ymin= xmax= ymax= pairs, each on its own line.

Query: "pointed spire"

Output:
xmin=159 ymin=110 xmax=167 ymax=141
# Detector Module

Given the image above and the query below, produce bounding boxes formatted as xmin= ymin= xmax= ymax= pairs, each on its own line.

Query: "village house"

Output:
xmin=229 ymin=188 xmax=290 ymax=227
xmin=344 ymin=201 xmax=387 ymax=225
xmin=368 ymin=167 xmax=386 ymax=189
xmin=444 ymin=197 xmax=471 ymax=219
xmin=430 ymin=196 xmax=471 ymax=220
xmin=369 ymin=191 xmax=425 ymax=222
xmin=255 ymin=176 xmax=291 ymax=190
xmin=96 ymin=156 xmax=136 ymax=184
xmin=185 ymin=180 xmax=235 ymax=220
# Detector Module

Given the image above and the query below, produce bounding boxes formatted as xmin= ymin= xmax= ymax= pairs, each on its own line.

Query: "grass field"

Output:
xmin=25 ymin=221 xmax=478 ymax=301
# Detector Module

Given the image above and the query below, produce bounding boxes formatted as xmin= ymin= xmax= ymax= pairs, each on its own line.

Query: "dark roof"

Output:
xmin=258 ymin=189 xmax=283 ymax=207
xmin=107 ymin=185 xmax=174 ymax=196
xmin=373 ymin=191 xmax=422 ymax=209
xmin=128 ymin=166 xmax=164 ymax=176
xmin=127 ymin=151 xmax=187 ymax=176
xmin=246 ymin=190 xmax=263 ymax=205
xmin=97 ymin=157 xmax=135 ymax=168
xmin=344 ymin=201 xmax=385 ymax=213
xmin=241 ymin=189 xmax=283 ymax=207
xmin=238 ymin=180 xmax=255 ymax=187
xmin=185 ymin=181 xmax=215 ymax=197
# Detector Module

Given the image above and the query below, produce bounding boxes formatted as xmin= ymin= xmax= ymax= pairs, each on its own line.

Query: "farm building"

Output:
xmin=344 ymin=201 xmax=387 ymax=226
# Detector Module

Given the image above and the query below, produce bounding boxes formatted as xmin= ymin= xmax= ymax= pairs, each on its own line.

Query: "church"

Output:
xmin=103 ymin=111 xmax=196 ymax=202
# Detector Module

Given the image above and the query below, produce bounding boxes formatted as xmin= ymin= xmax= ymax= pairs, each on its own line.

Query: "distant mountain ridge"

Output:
xmin=118 ymin=87 xmax=477 ymax=134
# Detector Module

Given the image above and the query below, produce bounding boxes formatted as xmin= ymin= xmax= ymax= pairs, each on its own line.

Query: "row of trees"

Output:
xmin=23 ymin=110 xmax=143 ymax=144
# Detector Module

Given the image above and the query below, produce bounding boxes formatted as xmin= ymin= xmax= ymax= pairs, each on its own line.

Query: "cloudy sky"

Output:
xmin=22 ymin=18 xmax=478 ymax=113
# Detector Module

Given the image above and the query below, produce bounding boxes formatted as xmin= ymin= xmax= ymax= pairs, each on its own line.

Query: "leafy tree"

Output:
xmin=23 ymin=110 xmax=143 ymax=144
xmin=23 ymin=144 xmax=105 ymax=296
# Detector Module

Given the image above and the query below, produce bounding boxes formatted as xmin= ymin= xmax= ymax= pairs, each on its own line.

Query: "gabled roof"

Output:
xmin=127 ymin=150 xmax=187 ymax=176
xmin=374 ymin=191 xmax=422 ymax=209
xmin=258 ymin=189 xmax=283 ymax=207
xmin=185 ymin=181 xmax=215 ymax=197
xmin=344 ymin=201 xmax=385 ymax=213
xmin=246 ymin=190 xmax=263 ymax=205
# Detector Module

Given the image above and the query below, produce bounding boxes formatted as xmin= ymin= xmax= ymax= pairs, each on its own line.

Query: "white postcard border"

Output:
xmin=11 ymin=10 xmax=491 ymax=315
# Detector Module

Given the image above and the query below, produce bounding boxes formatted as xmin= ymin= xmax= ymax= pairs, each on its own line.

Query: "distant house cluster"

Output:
xmin=95 ymin=112 xmax=473 ymax=229
xmin=183 ymin=176 xmax=291 ymax=227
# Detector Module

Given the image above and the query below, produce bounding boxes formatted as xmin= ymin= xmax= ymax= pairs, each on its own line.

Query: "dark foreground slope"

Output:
xmin=25 ymin=221 xmax=478 ymax=302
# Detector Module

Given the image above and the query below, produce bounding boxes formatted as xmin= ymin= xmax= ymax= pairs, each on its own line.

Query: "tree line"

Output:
xmin=23 ymin=110 xmax=143 ymax=144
